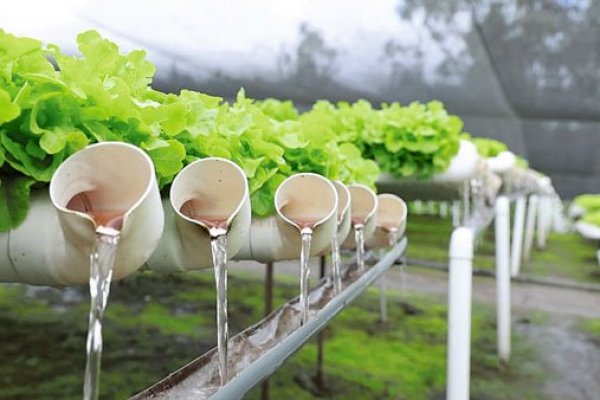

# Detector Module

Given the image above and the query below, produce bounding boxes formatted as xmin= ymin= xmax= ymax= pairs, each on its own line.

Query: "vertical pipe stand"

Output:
xmin=315 ymin=256 xmax=327 ymax=391
xmin=452 ymin=201 xmax=461 ymax=227
xmin=495 ymin=197 xmax=511 ymax=365
xmin=510 ymin=196 xmax=526 ymax=277
xmin=446 ymin=227 xmax=474 ymax=400
xmin=261 ymin=262 xmax=274 ymax=400
xmin=537 ymin=196 xmax=548 ymax=249
xmin=523 ymin=195 xmax=538 ymax=261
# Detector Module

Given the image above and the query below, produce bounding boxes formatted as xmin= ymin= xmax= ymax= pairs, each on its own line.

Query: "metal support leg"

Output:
xmin=495 ymin=197 xmax=511 ymax=364
xmin=510 ymin=196 xmax=526 ymax=277
xmin=446 ymin=227 xmax=474 ymax=400
xmin=523 ymin=195 xmax=538 ymax=261
xmin=315 ymin=256 xmax=327 ymax=390
xmin=260 ymin=263 xmax=274 ymax=400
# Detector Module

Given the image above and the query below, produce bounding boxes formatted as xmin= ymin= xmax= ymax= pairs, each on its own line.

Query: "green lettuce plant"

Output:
xmin=0 ymin=30 xmax=381 ymax=229
xmin=574 ymin=194 xmax=600 ymax=214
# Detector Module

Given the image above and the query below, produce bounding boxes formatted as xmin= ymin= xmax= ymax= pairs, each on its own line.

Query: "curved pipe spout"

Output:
xmin=367 ymin=194 xmax=408 ymax=249
xmin=0 ymin=142 xmax=164 ymax=285
xmin=333 ymin=181 xmax=352 ymax=245
xmin=147 ymin=158 xmax=251 ymax=272
xmin=342 ymin=184 xmax=378 ymax=249
xmin=235 ymin=173 xmax=338 ymax=263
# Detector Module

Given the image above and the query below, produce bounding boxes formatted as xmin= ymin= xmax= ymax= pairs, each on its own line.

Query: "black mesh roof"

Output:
xmin=2 ymin=0 xmax=597 ymax=196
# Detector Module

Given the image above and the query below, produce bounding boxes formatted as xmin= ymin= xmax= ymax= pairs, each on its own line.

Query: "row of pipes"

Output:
xmin=0 ymin=141 xmax=407 ymax=286
xmin=0 ymin=141 xmax=409 ymax=400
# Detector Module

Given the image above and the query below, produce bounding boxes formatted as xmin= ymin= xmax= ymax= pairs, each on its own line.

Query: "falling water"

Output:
xmin=65 ymin=191 xmax=123 ymax=400
xmin=210 ymin=232 xmax=229 ymax=386
xmin=354 ymin=224 xmax=365 ymax=273
xmin=180 ymin=199 xmax=231 ymax=386
xmin=380 ymin=228 xmax=398 ymax=323
xmin=330 ymin=236 xmax=342 ymax=295
xmin=299 ymin=228 xmax=313 ymax=325
xmin=83 ymin=227 xmax=120 ymax=400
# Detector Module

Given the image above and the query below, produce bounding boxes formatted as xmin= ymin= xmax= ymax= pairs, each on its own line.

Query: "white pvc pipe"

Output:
xmin=0 ymin=142 xmax=164 ymax=286
xmin=332 ymin=181 xmax=352 ymax=245
xmin=462 ymin=180 xmax=470 ymax=225
xmin=544 ymin=196 xmax=554 ymax=237
xmin=235 ymin=173 xmax=338 ymax=263
xmin=147 ymin=158 xmax=251 ymax=272
xmin=439 ymin=201 xmax=449 ymax=218
xmin=433 ymin=140 xmax=480 ymax=183
xmin=536 ymin=196 xmax=548 ymax=249
xmin=485 ymin=151 xmax=516 ymax=174
xmin=446 ymin=226 xmax=473 ymax=400
xmin=452 ymin=201 xmax=461 ymax=227
xmin=510 ymin=196 xmax=526 ymax=277
xmin=341 ymin=184 xmax=378 ymax=249
xmin=495 ymin=196 xmax=511 ymax=364
xmin=367 ymin=194 xmax=408 ymax=249
xmin=523 ymin=195 xmax=538 ymax=262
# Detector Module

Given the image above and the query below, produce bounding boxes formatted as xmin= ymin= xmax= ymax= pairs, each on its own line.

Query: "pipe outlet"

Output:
xmin=3 ymin=142 xmax=163 ymax=285
xmin=147 ymin=158 xmax=251 ymax=272
xmin=332 ymin=181 xmax=352 ymax=245
xmin=236 ymin=173 xmax=338 ymax=262
xmin=342 ymin=184 xmax=378 ymax=249
xmin=367 ymin=194 xmax=408 ymax=249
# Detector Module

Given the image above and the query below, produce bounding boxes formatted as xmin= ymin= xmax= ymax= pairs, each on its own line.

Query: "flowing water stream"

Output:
xmin=330 ymin=236 xmax=342 ymax=294
xmin=180 ymin=200 xmax=231 ymax=386
xmin=299 ymin=228 xmax=313 ymax=325
xmin=353 ymin=224 xmax=365 ymax=274
xmin=67 ymin=192 xmax=123 ymax=400
xmin=83 ymin=227 xmax=120 ymax=400
xmin=209 ymin=232 xmax=229 ymax=386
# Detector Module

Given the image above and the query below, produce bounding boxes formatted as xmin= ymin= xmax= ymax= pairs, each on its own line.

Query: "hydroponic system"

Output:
xmin=0 ymin=28 xmax=562 ymax=400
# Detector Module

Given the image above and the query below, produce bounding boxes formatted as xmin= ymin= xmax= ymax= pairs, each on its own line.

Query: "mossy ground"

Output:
xmin=1 ymin=213 xmax=597 ymax=399
xmin=407 ymin=214 xmax=600 ymax=284
xmin=1 ymin=268 xmax=544 ymax=400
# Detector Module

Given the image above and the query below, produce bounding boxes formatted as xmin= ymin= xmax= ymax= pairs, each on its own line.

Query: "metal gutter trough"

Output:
xmin=131 ymin=238 xmax=408 ymax=400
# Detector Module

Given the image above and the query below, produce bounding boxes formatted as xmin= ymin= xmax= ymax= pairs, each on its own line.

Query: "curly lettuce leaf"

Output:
xmin=0 ymin=176 xmax=35 ymax=231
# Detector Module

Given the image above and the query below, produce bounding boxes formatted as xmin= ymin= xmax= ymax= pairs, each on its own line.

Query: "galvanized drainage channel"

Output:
xmin=212 ymin=238 xmax=407 ymax=400
xmin=132 ymin=237 xmax=407 ymax=400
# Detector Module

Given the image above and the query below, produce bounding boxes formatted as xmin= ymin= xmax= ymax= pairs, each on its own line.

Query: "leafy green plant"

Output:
xmin=0 ymin=30 xmax=381 ymax=229
xmin=471 ymin=137 xmax=508 ymax=158
xmin=299 ymin=99 xmax=464 ymax=179
xmin=581 ymin=210 xmax=600 ymax=227
xmin=574 ymin=194 xmax=600 ymax=215
xmin=515 ymin=155 xmax=529 ymax=169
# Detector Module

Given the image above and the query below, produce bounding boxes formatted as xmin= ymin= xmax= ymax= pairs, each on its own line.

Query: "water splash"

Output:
xmin=210 ymin=232 xmax=229 ymax=386
xmin=84 ymin=227 xmax=120 ymax=400
xmin=330 ymin=236 xmax=342 ymax=295
xmin=354 ymin=225 xmax=365 ymax=274
xmin=299 ymin=228 xmax=313 ymax=325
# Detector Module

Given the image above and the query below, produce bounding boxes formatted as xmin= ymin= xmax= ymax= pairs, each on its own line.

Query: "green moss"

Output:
xmin=406 ymin=214 xmax=600 ymax=284
xmin=576 ymin=318 xmax=600 ymax=342
xmin=0 ymin=268 xmax=546 ymax=400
